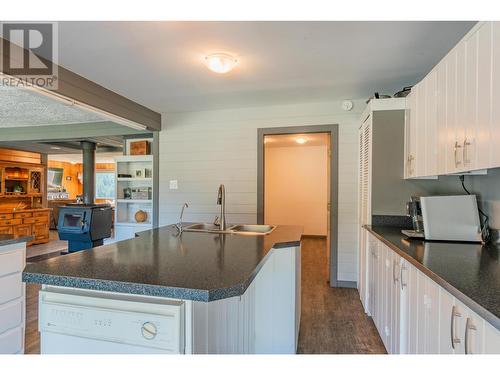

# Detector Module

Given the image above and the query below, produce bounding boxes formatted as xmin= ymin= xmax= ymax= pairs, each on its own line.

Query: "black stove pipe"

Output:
xmin=81 ymin=141 xmax=96 ymax=205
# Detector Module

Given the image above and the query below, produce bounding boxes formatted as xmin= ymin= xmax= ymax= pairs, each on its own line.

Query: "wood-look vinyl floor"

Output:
xmin=26 ymin=230 xmax=68 ymax=259
xmin=24 ymin=236 xmax=385 ymax=354
xmin=296 ymin=236 xmax=386 ymax=354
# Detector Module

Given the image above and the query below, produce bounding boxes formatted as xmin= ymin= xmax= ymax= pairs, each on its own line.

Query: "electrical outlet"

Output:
xmin=169 ymin=180 xmax=178 ymax=190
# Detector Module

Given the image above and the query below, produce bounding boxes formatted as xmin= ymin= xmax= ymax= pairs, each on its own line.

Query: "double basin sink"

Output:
xmin=183 ymin=223 xmax=276 ymax=235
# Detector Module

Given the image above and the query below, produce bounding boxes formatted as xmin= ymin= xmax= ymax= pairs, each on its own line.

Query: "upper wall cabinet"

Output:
xmin=405 ymin=21 xmax=500 ymax=178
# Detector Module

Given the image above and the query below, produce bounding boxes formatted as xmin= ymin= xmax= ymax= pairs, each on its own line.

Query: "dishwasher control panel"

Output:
xmin=39 ymin=289 xmax=185 ymax=353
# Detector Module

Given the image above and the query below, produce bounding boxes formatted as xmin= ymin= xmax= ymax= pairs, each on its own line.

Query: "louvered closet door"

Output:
xmin=358 ymin=116 xmax=372 ymax=310
xmin=359 ymin=116 xmax=372 ymax=227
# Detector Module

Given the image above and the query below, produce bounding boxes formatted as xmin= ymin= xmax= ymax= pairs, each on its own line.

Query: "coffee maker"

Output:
xmin=401 ymin=196 xmax=425 ymax=238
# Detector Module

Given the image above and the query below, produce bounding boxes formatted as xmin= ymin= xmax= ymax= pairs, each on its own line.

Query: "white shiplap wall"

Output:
xmin=159 ymin=100 xmax=362 ymax=283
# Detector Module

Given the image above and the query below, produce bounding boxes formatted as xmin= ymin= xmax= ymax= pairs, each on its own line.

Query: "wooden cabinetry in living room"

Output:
xmin=0 ymin=209 xmax=50 ymax=245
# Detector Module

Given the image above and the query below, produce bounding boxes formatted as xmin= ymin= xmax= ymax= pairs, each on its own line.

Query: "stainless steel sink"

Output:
xmin=182 ymin=223 xmax=276 ymax=235
xmin=230 ymin=224 xmax=276 ymax=235
xmin=183 ymin=223 xmax=230 ymax=233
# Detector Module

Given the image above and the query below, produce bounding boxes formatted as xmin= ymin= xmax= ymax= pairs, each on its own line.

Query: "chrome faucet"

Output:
xmin=173 ymin=202 xmax=189 ymax=234
xmin=214 ymin=184 xmax=227 ymax=231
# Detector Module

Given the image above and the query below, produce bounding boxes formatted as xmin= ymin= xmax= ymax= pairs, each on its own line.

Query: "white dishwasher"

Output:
xmin=39 ymin=287 xmax=185 ymax=354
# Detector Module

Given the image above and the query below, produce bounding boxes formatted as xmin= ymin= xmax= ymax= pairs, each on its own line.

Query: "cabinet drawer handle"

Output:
xmin=399 ymin=264 xmax=407 ymax=290
xmin=392 ymin=260 xmax=400 ymax=284
xmin=450 ymin=305 xmax=462 ymax=349
xmin=454 ymin=141 xmax=462 ymax=167
xmin=464 ymin=317 xmax=477 ymax=354
xmin=463 ymin=139 xmax=471 ymax=165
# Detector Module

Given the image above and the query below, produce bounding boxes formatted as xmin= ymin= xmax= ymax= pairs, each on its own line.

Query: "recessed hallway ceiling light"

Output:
xmin=50 ymin=146 xmax=62 ymax=150
xmin=295 ymin=137 xmax=307 ymax=144
xmin=204 ymin=53 xmax=238 ymax=74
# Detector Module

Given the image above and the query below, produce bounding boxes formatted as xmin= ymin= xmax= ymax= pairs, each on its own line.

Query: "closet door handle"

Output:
xmin=450 ymin=306 xmax=462 ymax=349
xmin=464 ymin=317 xmax=477 ymax=354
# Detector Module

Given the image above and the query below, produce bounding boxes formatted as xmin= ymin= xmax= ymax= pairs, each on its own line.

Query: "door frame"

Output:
xmin=257 ymin=124 xmax=341 ymax=287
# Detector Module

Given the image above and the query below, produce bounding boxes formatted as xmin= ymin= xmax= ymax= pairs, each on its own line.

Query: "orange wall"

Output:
xmin=47 ymin=161 xmax=115 ymax=200
xmin=264 ymin=145 xmax=328 ymax=236
xmin=48 ymin=161 xmax=83 ymax=199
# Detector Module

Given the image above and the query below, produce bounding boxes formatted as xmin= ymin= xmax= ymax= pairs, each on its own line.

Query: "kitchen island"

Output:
xmin=1 ymin=234 xmax=32 ymax=354
xmin=23 ymin=224 xmax=302 ymax=354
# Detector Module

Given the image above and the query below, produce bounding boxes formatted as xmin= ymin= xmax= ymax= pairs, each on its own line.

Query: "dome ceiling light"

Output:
xmin=204 ymin=53 xmax=238 ymax=74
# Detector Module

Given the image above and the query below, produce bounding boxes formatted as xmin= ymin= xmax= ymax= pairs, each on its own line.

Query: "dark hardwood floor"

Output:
xmin=24 ymin=236 xmax=385 ymax=354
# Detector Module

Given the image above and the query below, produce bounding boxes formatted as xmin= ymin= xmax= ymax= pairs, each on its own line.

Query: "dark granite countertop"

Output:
xmin=365 ymin=225 xmax=500 ymax=330
xmin=23 ymin=225 xmax=303 ymax=302
xmin=0 ymin=234 xmax=34 ymax=247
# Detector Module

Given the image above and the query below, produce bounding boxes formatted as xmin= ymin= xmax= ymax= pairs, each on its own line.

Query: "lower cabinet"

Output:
xmin=363 ymin=228 xmax=500 ymax=354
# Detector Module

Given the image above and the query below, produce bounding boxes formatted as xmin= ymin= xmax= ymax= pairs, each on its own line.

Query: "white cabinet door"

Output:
xmin=475 ymin=22 xmax=492 ymax=170
xmin=424 ymin=69 xmax=438 ymax=176
xmin=404 ymin=261 xmax=419 ymax=354
xmin=463 ymin=31 xmax=478 ymax=171
xmin=415 ymin=270 xmax=426 ymax=354
xmin=455 ymin=301 xmax=485 ymax=354
xmin=359 ymin=229 xmax=368 ymax=311
xmin=398 ymin=259 xmax=409 ymax=354
xmin=368 ymin=238 xmax=379 ymax=323
xmin=405 ymin=91 xmax=417 ymax=178
xmin=414 ymin=82 xmax=427 ymax=177
xmin=436 ymin=61 xmax=447 ymax=175
xmin=491 ymin=22 xmax=500 ymax=167
xmin=484 ymin=322 xmax=500 ymax=354
xmin=438 ymin=289 xmax=463 ymax=354
xmin=423 ymin=277 xmax=440 ymax=354
xmin=445 ymin=48 xmax=461 ymax=173
xmin=381 ymin=244 xmax=392 ymax=351
xmin=455 ymin=40 xmax=467 ymax=173
xmin=375 ymin=243 xmax=385 ymax=337
xmin=390 ymin=253 xmax=402 ymax=354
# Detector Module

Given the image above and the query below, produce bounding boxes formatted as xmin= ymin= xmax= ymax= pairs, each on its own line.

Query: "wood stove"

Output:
xmin=57 ymin=203 xmax=112 ymax=252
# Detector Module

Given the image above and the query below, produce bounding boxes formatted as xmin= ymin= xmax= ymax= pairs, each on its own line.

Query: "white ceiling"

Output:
xmin=0 ymin=84 xmax=106 ymax=127
xmin=265 ymin=133 xmax=329 ymax=148
xmin=56 ymin=21 xmax=476 ymax=113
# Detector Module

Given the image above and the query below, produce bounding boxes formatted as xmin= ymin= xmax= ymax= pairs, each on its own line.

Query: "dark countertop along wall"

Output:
xmin=365 ymin=225 xmax=500 ymax=330
xmin=23 ymin=225 xmax=303 ymax=302
xmin=0 ymin=234 xmax=33 ymax=247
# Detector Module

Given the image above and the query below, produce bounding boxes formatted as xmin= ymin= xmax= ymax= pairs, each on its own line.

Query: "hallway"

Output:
xmin=297 ymin=236 xmax=385 ymax=354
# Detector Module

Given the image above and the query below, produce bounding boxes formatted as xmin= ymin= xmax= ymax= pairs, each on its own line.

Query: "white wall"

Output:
xmin=264 ymin=144 xmax=328 ymax=236
xmin=159 ymin=100 xmax=362 ymax=283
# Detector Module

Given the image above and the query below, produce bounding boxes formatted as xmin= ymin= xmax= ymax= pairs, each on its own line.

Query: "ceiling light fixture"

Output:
xmin=295 ymin=137 xmax=307 ymax=144
xmin=204 ymin=53 xmax=238 ymax=74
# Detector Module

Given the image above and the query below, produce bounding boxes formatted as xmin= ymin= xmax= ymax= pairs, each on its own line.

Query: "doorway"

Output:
xmin=257 ymin=125 xmax=339 ymax=287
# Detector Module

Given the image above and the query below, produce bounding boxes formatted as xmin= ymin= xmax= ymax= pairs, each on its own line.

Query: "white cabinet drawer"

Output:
xmin=0 ymin=298 xmax=23 ymax=335
xmin=0 ymin=325 xmax=23 ymax=354
xmin=0 ymin=248 xmax=24 ymax=277
xmin=0 ymin=273 xmax=23 ymax=304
